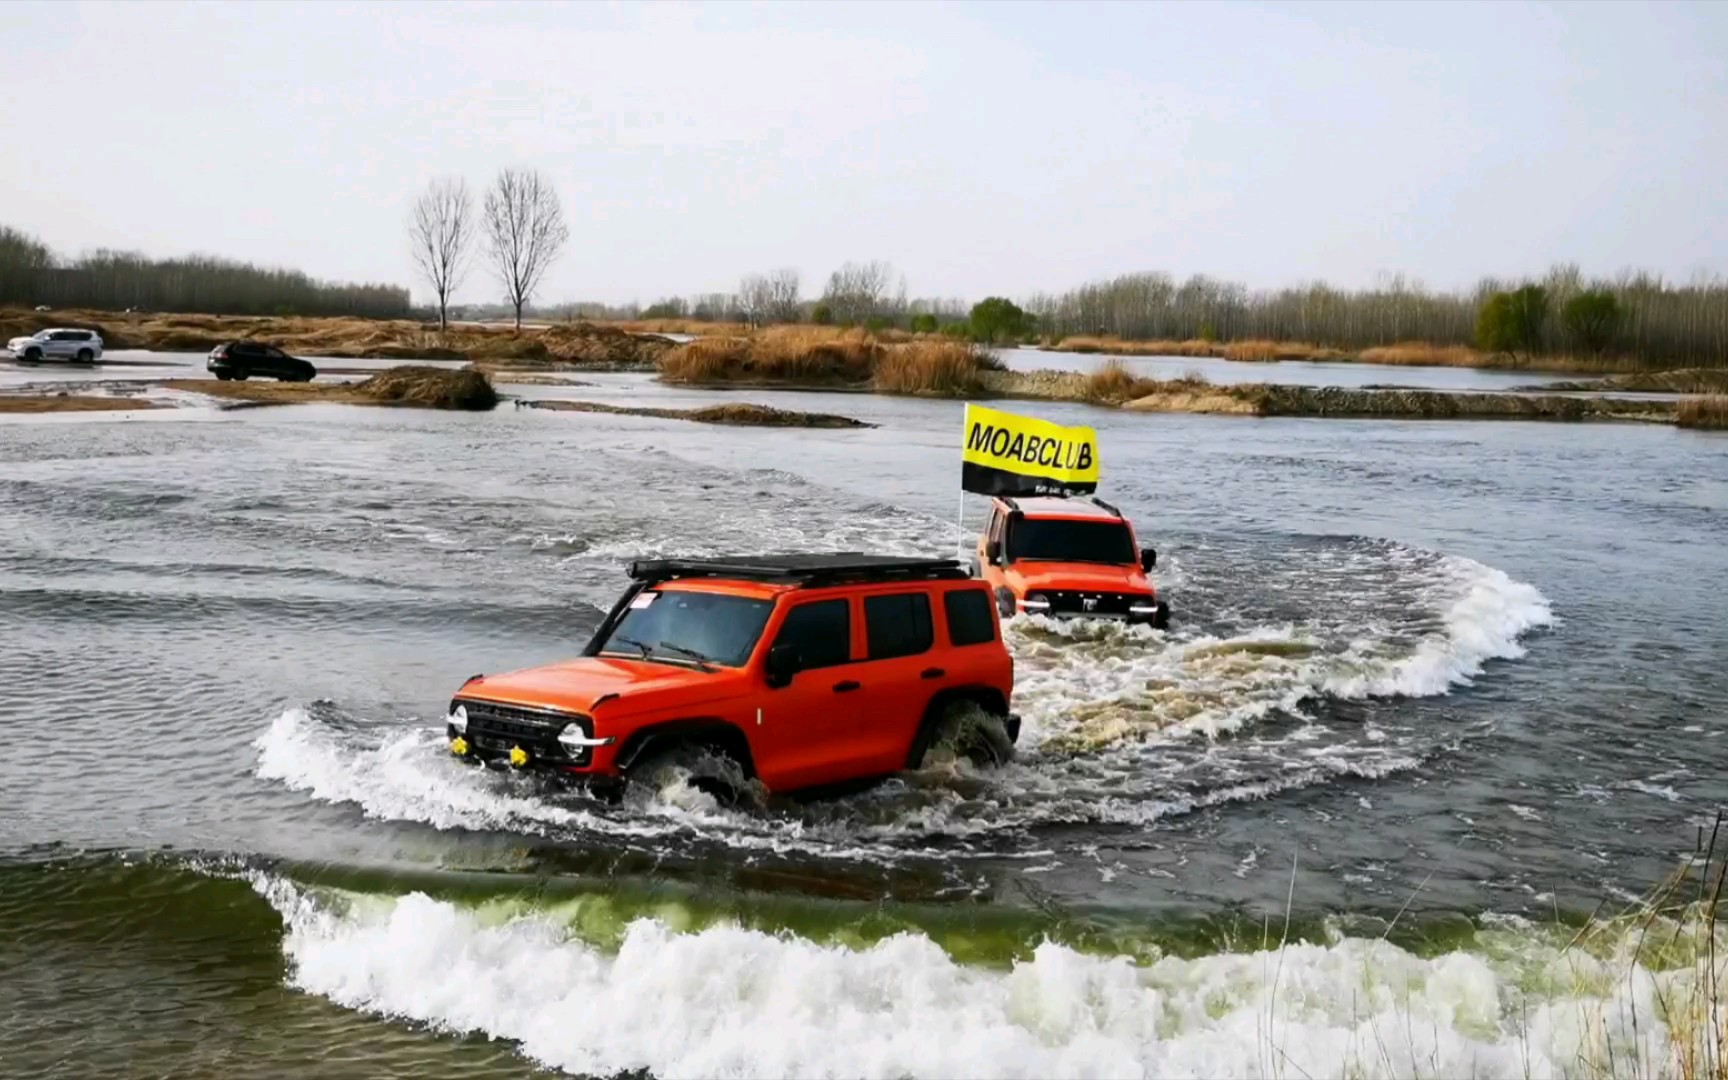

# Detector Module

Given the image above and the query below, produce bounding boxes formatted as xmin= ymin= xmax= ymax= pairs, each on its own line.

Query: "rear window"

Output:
xmin=1008 ymin=518 xmax=1135 ymax=564
xmin=943 ymin=589 xmax=996 ymax=646
xmin=865 ymin=593 xmax=933 ymax=660
xmin=773 ymin=599 xmax=851 ymax=669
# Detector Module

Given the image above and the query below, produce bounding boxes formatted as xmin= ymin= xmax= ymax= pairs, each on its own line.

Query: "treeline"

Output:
xmin=1023 ymin=266 xmax=1728 ymax=365
xmin=0 ymin=225 xmax=409 ymax=318
xmin=584 ymin=260 xmax=1728 ymax=366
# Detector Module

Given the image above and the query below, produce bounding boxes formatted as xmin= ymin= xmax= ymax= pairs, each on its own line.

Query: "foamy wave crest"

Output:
xmin=252 ymin=708 xmax=650 ymax=837
xmin=1325 ymin=555 xmax=1553 ymax=699
xmin=259 ymin=878 xmax=1716 ymax=1080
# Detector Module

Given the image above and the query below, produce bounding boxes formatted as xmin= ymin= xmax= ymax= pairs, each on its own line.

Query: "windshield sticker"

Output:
xmin=629 ymin=592 xmax=659 ymax=610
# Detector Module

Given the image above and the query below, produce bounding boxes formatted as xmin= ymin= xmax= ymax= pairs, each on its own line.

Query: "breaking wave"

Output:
xmin=259 ymin=876 xmax=1724 ymax=1080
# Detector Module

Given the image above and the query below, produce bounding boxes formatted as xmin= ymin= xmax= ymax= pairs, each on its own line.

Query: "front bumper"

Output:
xmin=446 ymin=699 xmax=617 ymax=774
xmin=1019 ymin=594 xmax=1170 ymax=627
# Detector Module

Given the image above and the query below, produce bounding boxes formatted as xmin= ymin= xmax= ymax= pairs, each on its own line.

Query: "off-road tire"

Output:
xmin=627 ymin=743 xmax=745 ymax=807
xmin=915 ymin=700 xmax=1015 ymax=770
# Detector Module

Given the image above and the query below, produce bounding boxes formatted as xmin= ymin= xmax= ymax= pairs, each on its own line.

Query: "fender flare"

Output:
xmin=614 ymin=718 xmax=757 ymax=778
xmin=904 ymin=685 xmax=1012 ymax=770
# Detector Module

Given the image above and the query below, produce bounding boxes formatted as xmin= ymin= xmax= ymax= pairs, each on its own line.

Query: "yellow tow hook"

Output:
xmin=450 ymin=736 xmax=470 ymax=757
xmin=509 ymin=745 xmax=530 ymax=768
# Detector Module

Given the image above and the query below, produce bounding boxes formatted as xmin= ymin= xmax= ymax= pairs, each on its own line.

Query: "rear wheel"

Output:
xmin=75 ymin=349 xmax=94 ymax=364
xmin=214 ymin=371 xmax=233 ymax=381
xmin=231 ymin=368 xmax=249 ymax=381
xmin=913 ymin=700 xmax=1014 ymax=770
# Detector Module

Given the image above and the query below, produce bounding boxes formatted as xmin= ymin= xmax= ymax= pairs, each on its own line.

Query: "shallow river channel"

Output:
xmin=2 ymin=373 xmax=1726 ymax=1078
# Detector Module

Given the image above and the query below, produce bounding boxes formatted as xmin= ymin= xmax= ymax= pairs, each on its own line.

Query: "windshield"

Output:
xmin=1007 ymin=518 xmax=1136 ymax=564
xmin=597 ymin=589 xmax=773 ymax=668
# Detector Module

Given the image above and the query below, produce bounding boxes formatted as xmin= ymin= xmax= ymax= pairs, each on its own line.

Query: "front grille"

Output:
xmin=1039 ymin=591 xmax=1146 ymax=617
xmin=452 ymin=699 xmax=594 ymax=766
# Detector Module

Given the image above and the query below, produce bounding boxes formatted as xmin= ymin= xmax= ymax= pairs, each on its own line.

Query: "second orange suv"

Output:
xmin=446 ymin=554 xmax=1018 ymax=802
xmin=974 ymin=495 xmax=1170 ymax=628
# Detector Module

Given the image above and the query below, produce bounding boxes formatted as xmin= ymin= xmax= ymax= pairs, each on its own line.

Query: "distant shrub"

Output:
xmin=909 ymin=313 xmax=938 ymax=334
xmin=810 ymin=302 xmax=833 ymax=326
xmin=967 ymin=297 xmax=1033 ymax=344
xmin=1562 ymin=289 xmax=1621 ymax=355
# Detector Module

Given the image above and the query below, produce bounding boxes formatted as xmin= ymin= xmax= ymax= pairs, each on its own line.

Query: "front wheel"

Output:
xmin=625 ymin=744 xmax=748 ymax=809
xmin=22 ymin=347 xmax=42 ymax=362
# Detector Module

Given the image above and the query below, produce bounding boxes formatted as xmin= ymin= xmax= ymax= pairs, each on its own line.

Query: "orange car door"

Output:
xmin=757 ymin=597 xmax=862 ymax=790
xmin=853 ymin=591 xmax=940 ymax=774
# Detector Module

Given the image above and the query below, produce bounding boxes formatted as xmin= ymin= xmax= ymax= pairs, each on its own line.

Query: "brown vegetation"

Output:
xmin=1051 ymin=333 xmax=1715 ymax=374
xmin=658 ymin=326 xmax=1002 ymax=396
xmin=160 ymin=366 xmax=497 ymax=410
xmin=0 ymin=308 xmax=671 ymax=369
xmin=1531 ymin=369 xmax=1728 ymax=394
xmin=600 ymin=318 xmax=750 ymax=337
xmin=526 ymin=400 xmax=871 ymax=428
xmin=1677 ymin=396 xmax=1728 ymax=430
xmin=0 ymin=394 xmax=164 ymax=414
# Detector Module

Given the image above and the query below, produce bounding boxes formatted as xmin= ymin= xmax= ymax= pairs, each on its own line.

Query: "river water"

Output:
xmin=3 ymin=376 xmax=1726 ymax=1078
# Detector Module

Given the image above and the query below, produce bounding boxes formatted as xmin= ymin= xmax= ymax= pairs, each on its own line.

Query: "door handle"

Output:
xmin=832 ymin=680 xmax=861 ymax=693
xmin=920 ymin=667 xmax=945 ymax=680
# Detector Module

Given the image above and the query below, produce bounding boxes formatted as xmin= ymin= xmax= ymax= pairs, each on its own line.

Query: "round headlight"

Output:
xmin=449 ymin=705 xmax=468 ymax=734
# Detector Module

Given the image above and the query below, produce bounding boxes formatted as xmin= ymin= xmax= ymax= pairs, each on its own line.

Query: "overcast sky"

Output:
xmin=5 ymin=0 xmax=1724 ymax=306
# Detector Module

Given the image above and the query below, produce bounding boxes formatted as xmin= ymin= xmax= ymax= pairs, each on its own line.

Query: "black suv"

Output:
xmin=207 ymin=342 xmax=317 ymax=382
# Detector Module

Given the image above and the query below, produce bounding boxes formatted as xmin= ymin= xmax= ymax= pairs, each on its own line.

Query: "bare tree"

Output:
xmin=482 ymin=168 xmax=569 ymax=331
xmin=764 ymin=268 xmax=802 ymax=324
xmin=407 ymin=177 xmax=473 ymax=331
xmin=823 ymin=260 xmax=896 ymax=325
xmin=737 ymin=268 xmax=801 ymax=327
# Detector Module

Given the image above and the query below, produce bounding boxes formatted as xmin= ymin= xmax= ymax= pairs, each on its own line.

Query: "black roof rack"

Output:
xmin=628 ymin=553 xmax=969 ymax=589
xmin=1088 ymin=495 xmax=1123 ymax=518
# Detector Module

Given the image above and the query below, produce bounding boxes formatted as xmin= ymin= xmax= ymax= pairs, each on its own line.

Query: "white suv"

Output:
xmin=6 ymin=328 xmax=104 ymax=363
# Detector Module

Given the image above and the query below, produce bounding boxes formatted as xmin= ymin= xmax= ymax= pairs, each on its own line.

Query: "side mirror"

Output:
xmin=764 ymin=643 xmax=801 ymax=688
xmin=1140 ymin=548 xmax=1157 ymax=571
xmin=985 ymin=539 xmax=1002 ymax=565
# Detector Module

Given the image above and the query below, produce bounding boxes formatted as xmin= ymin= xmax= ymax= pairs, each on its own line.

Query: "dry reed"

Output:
xmin=1677 ymin=396 xmax=1728 ymax=430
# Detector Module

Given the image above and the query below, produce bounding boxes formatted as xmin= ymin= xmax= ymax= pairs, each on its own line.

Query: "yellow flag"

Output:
xmin=961 ymin=402 xmax=1099 ymax=497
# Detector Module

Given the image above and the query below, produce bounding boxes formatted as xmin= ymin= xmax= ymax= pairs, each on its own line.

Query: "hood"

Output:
xmin=455 ymin=655 xmax=745 ymax=720
xmin=1005 ymin=560 xmax=1154 ymax=596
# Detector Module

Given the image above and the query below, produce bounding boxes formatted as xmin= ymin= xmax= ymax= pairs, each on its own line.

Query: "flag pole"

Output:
xmin=956 ymin=487 xmax=966 ymax=562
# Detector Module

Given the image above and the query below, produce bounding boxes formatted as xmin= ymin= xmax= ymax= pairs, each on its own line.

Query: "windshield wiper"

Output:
xmin=608 ymin=634 xmax=653 ymax=660
xmin=658 ymin=641 xmax=716 ymax=671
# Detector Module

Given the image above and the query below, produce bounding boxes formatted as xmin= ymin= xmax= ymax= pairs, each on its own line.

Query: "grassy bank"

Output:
xmin=160 ymin=366 xmax=497 ymax=410
xmin=1678 ymin=396 xmax=1728 ymax=430
xmin=1049 ymin=334 xmax=1689 ymax=374
xmin=0 ymin=308 xmax=669 ymax=369
xmin=990 ymin=360 xmax=1675 ymax=422
xmin=1531 ymin=369 xmax=1728 ymax=394
xmin=0 ymin=394 xmax=164 ymax=414
xmin=658 ymin=326 xmax=1003 ymax=395
xmin=526 ymin=399 xmax=872 ymax=428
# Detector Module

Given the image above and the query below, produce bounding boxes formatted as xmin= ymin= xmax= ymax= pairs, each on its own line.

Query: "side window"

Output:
xmin=944 ymin=589 xmax=996 ymax=647
xmin=773 ymin=599 xmax=851 ymax=669
xmin=865 ymin=593 xmax=933 ymax=660
xmin=264 ymin=346 xmax=286 ymax=359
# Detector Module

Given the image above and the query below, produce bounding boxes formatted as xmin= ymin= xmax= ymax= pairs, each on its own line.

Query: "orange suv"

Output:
xmin=447 ymin=554 xmax=1018 ymax=800
xmin=974 ymin=496 xmax=1170 ymax=628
